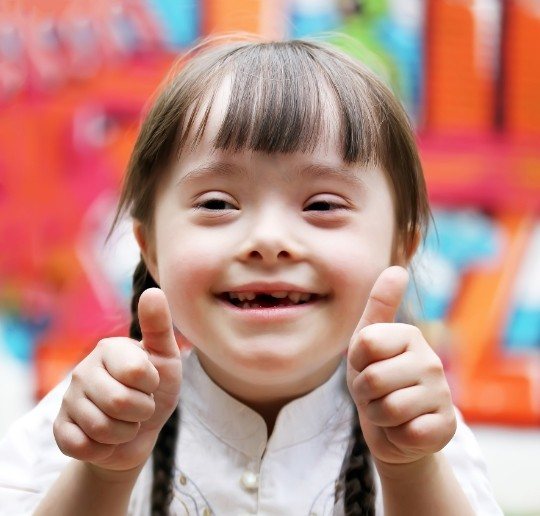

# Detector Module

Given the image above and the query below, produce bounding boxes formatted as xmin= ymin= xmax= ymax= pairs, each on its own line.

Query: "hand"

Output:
xmin=53 ymin=288 xmax=182 ymax=473
xmin=346 ymin=266 xmax=456 ymax=467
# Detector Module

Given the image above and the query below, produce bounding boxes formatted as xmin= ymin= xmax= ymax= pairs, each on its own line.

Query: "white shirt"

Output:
xmin=0 ymin=349 xmax=502 ymax=515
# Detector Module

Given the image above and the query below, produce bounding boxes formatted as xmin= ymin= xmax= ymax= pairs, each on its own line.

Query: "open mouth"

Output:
xmin=216 ymin=292 xmax=324 ymax=309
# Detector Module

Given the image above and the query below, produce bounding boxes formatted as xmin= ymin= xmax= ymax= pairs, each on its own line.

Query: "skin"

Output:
xmin=35 ymin=84 xmax=475 ymax=514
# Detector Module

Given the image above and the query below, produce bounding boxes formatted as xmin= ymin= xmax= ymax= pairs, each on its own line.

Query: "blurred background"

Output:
xmin=0 ymin=0 xmax=539 ymax=514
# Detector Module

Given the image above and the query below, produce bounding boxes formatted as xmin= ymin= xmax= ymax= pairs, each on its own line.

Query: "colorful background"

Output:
xmin=0 ymin=1 xmax=539 ymax=513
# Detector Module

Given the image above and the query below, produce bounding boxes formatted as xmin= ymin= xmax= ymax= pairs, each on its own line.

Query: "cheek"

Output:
xmin=318 ymin=229 xmax=394 ymax=331
xmin=155 ymin=232 xmax=223 ymax=327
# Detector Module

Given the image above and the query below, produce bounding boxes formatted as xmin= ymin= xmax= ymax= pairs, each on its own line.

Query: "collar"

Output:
xmin=181 ymin=349 xmax=353 ymax=459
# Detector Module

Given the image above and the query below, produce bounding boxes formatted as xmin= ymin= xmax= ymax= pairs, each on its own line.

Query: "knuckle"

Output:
xmin=107 ymin=390 xmax=132 ymax=416
xmin=52 ymin=418 xmax=67 ymax=449
xmin=68 ymin=438 xmax=98 ymax=460
xmin=124 ymin=421 xmax=142 ymax=440
xmin=361 ymin=366 xmax=383 ymax=393
xmin=443 ymin=408 xmax=457 ymax=432
xmin=404 ymin=419 xmax=430 ymax=444
xmin=70 ymin=367 xmax=84 ymax=386
xmin=426 ymin=355 xmax=444 ymax=376
xmin=381 ymin=396 xmax=402 ymax=420
xmin=86 ymin=417 xmax=111 ymax=442
xmin=54 ymin=427 xmax=89 ymax=459
xmin=358 ymin=327 xmax=378 ymax=355
xmin=123 ymin=357 xmax=150 ymax=383
xmin=444 ymin=388 xmax=455 ymax=407
xmin=95 ymin=338 xmax=109 ymax=353
xmin=406 ymin=324 xmax=423 ymax=340
xmin=139 ymin=396 xmax=156 ymax=421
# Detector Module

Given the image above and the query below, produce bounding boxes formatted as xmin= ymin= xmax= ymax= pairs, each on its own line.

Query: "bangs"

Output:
xmin=175 ymin=41 xmax=387 ymax=165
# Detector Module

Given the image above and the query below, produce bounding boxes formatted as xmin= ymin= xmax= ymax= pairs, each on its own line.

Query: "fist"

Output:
xmin=347 ymin=266 xmax=456 ymax=466
xmin=53 ymin=288 xmax=182 ymax=472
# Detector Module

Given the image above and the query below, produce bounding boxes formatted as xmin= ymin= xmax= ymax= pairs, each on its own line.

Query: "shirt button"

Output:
xmin=240 ymin=470 xmax=259 ymax=490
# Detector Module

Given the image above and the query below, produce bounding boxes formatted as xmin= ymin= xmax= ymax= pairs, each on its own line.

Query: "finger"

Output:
xmin=69 ymin=396 xmax=141 ymax=445
xmin=350 ymin=350 xmax=421 ymax=404
xmin=83 ymin=366 xmax=156 ymax=422
xmin=349 ymin=322 xmax=420 ymax=373
xmin=384 ymin=412 xmax=457 ymax=453
xmin=138 ymin=288 xmax=179 ymax=358
xmin=101 ymin=339 xmax=160 ymax=394
xmin=354 ymin=266 xmax=409 ymax=336
xmin=363 ymin=386 xmax=438 ymax=427
xmin=54 ymin=413 xmax=115 ymax=462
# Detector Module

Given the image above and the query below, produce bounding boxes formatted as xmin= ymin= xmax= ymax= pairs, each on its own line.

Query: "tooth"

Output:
xmin=229 ymin=292 xmax=240 ymax=300
xmin=270 ymin=291 xmax=288 ymax=298
xmin=299 ymin=293 xmax=311 ymax=302
xmin=288 ymin=292 xmax=301 ymax=304
xmin=238 ymin=292 xmax=256 ymax=301
xmin=241 ymin=302 xmax=251 ymax=309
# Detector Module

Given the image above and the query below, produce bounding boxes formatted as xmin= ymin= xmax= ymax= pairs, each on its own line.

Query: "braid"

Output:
xmin=150 ymin=408 xmax=180 ymax=516
xmin=335 ymin=411 xmax=376 ymax=515
xmin=129 ymin=258 xmax=180 ymax=515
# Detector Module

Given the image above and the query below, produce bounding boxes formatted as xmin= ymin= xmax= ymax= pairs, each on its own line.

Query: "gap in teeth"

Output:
xmin=227 ymin=291 xmax=313 ymax=304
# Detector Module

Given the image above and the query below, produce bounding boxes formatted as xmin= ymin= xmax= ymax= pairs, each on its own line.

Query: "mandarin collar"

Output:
xmin=180 ymin=349 xmax=353 ymax=459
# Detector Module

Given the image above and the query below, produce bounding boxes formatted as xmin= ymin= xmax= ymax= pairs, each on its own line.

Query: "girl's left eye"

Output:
xmin=304 ymin=200 xmax=346 ymax=211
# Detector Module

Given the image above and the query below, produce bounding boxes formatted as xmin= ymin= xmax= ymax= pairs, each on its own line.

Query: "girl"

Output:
xmin=0 ymin=36 xmax=502 ymax=515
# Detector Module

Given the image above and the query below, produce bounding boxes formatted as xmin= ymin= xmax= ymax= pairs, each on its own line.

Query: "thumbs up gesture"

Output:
xmin=53 ymin=288 xmax=182 ymax=473
xmin=347 ymin=266 xmax=456 ymax=466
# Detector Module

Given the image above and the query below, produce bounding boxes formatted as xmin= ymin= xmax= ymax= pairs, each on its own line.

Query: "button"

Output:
xmin=240 ymin=470 xmax=259 ymax=490
xmin=202 ymin=508 xmax=211 ymax=516
xmin=179 ymin=474 xmax=187 ymax=485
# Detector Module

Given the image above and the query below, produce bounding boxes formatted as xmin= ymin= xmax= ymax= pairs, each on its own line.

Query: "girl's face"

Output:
xmin=135 ymin=87 xmax=405 ymax=401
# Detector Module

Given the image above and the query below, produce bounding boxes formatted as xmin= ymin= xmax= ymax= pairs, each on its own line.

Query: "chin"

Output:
xmin=234 ymin=346 xmax=304 ymax=371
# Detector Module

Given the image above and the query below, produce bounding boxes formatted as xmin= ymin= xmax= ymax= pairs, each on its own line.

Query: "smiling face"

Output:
xmin=134 ymin=82 xmax=406 ymax=402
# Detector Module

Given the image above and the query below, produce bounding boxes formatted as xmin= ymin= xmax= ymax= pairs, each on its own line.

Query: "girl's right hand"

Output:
xmin=53 ymin=288 xmax=182 ymax=473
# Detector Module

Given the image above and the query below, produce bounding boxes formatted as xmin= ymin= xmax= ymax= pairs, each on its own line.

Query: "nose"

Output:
xmin=236 ymin=206 xmax=303 ymax=265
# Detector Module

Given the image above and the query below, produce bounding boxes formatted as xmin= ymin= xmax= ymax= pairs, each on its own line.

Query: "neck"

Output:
xmin=194 ymin=350 xmax=343 ymax=437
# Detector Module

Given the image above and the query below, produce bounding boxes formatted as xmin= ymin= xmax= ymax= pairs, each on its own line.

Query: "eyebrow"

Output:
xmin=175 ymin=160 xmax=367 ymax=187
xmin=176 ymin=161 xmax=246 ymax=185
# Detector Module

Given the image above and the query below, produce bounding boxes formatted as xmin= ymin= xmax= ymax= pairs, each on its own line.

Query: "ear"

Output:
xmin=133 ymin=220 xmax=160 ymax=284
xmin=394 ymin=229 xmax=421 ymax=268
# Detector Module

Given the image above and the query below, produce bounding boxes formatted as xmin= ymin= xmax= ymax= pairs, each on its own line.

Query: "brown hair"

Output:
xmin=110 ymin=34 xmax=430 ymax=515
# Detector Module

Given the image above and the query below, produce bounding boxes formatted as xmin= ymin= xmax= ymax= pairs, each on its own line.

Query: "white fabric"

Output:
xmin=0 ymin=349 xmax=503 ymax=515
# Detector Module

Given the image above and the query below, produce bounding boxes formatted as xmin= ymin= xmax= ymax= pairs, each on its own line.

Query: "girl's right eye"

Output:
xmin=194 ymin=198 xmax=238 ymax=211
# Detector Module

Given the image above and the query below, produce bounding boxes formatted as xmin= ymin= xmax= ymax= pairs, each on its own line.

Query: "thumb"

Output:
xmin=355 ymin=266 xmax=409 ymax=334
xmin=138 ymin=288 xmax=179 ymax=358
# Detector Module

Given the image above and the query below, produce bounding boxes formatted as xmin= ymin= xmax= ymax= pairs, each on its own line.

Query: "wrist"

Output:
xmin=374 ymin=453 xmax=442 ymax=483
xmin=83 ymin=461 xmax=144 ymax=485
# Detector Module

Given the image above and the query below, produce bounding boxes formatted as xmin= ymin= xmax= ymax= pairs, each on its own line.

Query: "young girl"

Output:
xmin=0 ymin=36 xmax=502 ymax=515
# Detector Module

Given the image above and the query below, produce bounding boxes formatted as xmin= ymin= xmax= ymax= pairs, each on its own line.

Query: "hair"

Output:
xmin=109 ymin=34 xmax=430 ymax=515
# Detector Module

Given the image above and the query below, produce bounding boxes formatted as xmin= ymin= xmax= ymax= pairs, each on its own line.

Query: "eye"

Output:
xmin=304 ymin=200 xmax=346 ymax=212
xmin=194 ymin=198 xmax=238 ymax=211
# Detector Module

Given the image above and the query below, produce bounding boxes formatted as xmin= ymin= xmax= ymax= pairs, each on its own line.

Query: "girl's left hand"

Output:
xmin=346 ymin=266 xmax=457 ymax=467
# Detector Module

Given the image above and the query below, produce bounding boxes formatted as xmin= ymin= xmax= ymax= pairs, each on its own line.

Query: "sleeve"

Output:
xmin=441 ymin=407 xmax=504 ymax=516
xmin=0 ymin=376 xmax=72 ymax=515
